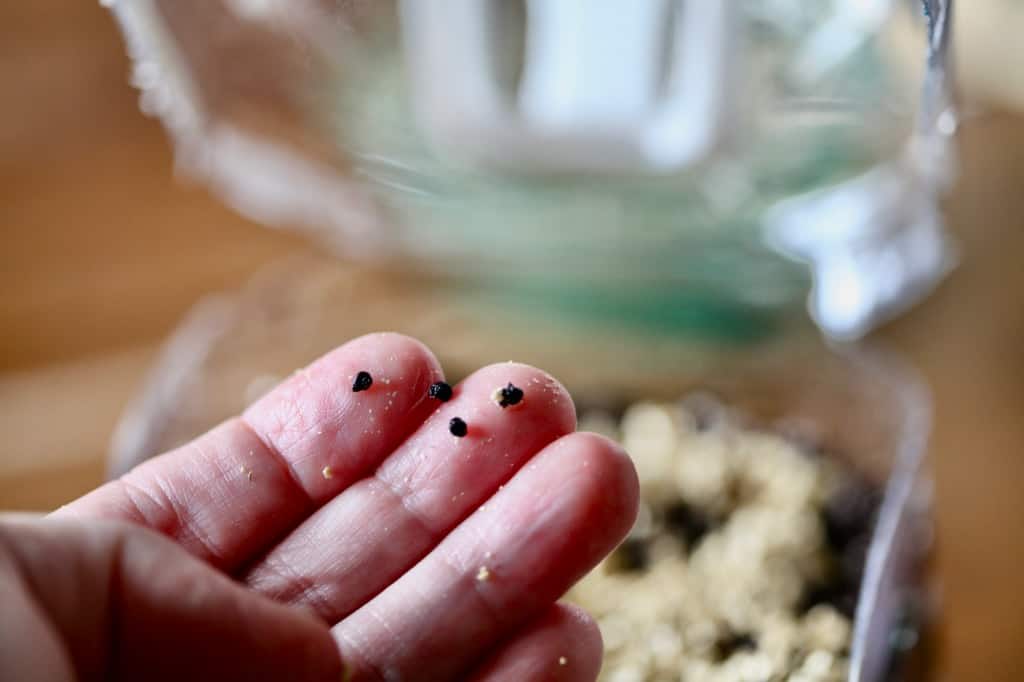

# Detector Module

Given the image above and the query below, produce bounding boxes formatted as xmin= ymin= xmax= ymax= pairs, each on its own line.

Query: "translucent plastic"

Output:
xmin=107 ymin=255 xmax=932 ymax=681
xmin=106 ymin=0 xmax=953 ymax=340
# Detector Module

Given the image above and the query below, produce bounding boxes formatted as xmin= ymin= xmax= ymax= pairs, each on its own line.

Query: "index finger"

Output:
xmin=56 ymin=333 xmax=445 ymax=572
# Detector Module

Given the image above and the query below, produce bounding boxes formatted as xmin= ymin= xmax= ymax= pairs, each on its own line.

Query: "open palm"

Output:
xmin=31 ymin=333 xmax=638 ymax=681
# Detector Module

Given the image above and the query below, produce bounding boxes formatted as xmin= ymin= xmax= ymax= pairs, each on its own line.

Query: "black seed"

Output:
xmin=428 ymin=381 xmax=453 ymax=402
xmin=449 ymin=417 xmax=468 ymax=438
xmin=352 ymin=371 xmax=373 ymax=392
xmin=497 ymin=382 xmax=524 ymax=408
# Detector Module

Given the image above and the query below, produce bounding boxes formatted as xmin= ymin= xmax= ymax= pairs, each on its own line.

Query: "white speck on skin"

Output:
xmin=322 ymin=466 xmax=334 ymax=479
xmin=484 ymin=551 xmax=493 ymax=559
xmin=476 ymin=566 xmax=491 ymax=582
xmin=559 ymin=656 xmax=567 ymax=666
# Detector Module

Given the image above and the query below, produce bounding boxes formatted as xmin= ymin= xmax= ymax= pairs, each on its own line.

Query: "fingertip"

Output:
xmin=555 ymin=602 xmax=602 ymax=645
xmin=326 ymin=332 xmax=446 ymax=395
xmin=471 ymin=362 xmax=577 ymax=433
xmin=467 ymin=603 xmax=603 ymax=682
xmin=551 ymin=431 xmax=641 ymax=545
xmin=582 ymin=430 xmax=640 ymax=507
xmin=242 ymin=332 xmax=447 ymax=502
xmin=542 ymin=603 xmax=604 ymax=674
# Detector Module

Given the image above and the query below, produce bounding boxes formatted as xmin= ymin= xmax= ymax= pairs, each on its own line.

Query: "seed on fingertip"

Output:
xmin=492 ymin=382 xmax=524 ymax=408
xmin=558 ymin=656 xmax=568 ymax=666
xmin=476 ymin=566 xmax=491 ymax=582
xmin=449 ymin=417 xmax=468 ymax=438
xmin=428 ymin=381 xmax=453 ymax=402
xmin=352 ymin=371 xmax=373 ymax=392
xmin=322 ymin=466 xmax=334 ymax=479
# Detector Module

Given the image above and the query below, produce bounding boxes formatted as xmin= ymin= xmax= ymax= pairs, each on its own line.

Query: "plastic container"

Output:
xmin=107 ymin=254 xmax=933 ymax=681
xmin=101 ymin=3 xmax=946 ymax=677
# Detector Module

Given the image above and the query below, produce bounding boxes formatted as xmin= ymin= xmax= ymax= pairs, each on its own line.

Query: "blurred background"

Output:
xmin=2 ymin=1 xmax=1024 ymax=680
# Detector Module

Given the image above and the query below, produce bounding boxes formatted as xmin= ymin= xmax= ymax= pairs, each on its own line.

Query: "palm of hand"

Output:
xmin=38 ymin=333 xmax=638 ymax=681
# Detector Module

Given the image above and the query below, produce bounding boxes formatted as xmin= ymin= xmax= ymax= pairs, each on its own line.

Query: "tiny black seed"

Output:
xmin=429 ymin=381 xmax=453 ymax=402
xmin=352 ymin=371 xmax=373 ymax=392
xmin=497 ymin=382 xmax=524 ymax=408
xmin=449 ymin=417 xmax=468 ymax=438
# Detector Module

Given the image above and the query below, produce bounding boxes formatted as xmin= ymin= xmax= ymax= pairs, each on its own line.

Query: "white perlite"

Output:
xmin=569 ymin=402 xmax=858 ymax=682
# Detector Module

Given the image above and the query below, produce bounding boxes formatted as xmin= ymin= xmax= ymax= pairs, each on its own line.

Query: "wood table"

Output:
xmin=3 ymin=3 xmax=1024 ymax=680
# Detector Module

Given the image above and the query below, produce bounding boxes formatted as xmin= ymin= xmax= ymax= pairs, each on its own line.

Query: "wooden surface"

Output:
xmin=0 ymin=1 xmax=305 ymax=507
xmin=3 ymin=3 xmax=1024 ymax=681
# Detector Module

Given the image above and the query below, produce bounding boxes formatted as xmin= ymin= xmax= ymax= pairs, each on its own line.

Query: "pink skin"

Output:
xmin=5 ymin=333 xmax=639 ymax=681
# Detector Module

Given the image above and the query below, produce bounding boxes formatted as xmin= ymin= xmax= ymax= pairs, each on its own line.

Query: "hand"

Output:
xmin=1 ymin=333 xmax=639 ymax=681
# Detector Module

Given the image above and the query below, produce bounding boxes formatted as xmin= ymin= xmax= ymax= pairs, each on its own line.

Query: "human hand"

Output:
xmin=1 ymin=333 xmax=639 ymax=681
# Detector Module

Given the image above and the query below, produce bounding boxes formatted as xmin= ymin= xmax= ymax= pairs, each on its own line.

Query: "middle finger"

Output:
xmin=243 ymin=362 xmax=576 ymax=622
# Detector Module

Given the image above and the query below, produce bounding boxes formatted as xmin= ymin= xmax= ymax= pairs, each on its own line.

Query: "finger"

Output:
xmin=0 ymin=515 xmax=343 ymax=682
xmin=245 ymin=362 xmax=576 ymax=621
xmin=56 ymin=333 xmax=443 ymax=571
xmin=334 ymin=432 xmax=639 ymax=681
xmin=468 ymin=603 xmax=603 ymax=682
